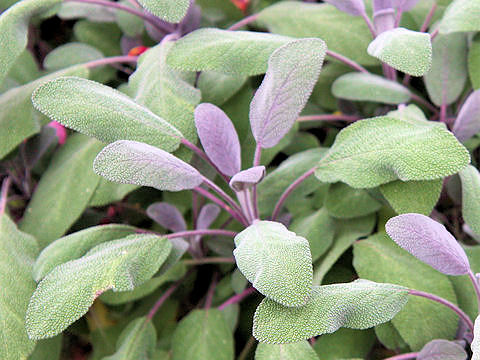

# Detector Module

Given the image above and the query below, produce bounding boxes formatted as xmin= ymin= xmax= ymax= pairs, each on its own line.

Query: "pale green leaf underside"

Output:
xmin=367 ymin=28 xmax=432 ymax=76
xmin=315 ymin=116 xmax=470 ymax=189
xmin=255 ymin=341 xmax=319 ymax=360
xmin=234 ymin=221 xmax=313 ymax=307
xmin=439 ymin=0 xmax=480 ymax=34
xmin=138 ymin=0 xmax=189 ymax=23
xmin=32 ymin=77 xmax=183 ymax=152
xmin=459 ymin=165 xmax=480 ymax=235
xmin=0 ymin=214 xmax=38 ymax=360
xmin=26 ymin=234 xmax=172 ymax=340
xmin=253 ymin=280 xmax=408 ymax=344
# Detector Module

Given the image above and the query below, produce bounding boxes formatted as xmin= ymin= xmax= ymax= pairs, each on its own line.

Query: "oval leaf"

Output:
xmin=385 ymin=213 xmax=470 ymax=275
xmin=229 ymin=166 xmax=266 ymax=192
xmin=138 ymin=0 xmax=190 ymax=23
xmin=233 ymin=221 xmax=313 ymax=307
xmin=253 ymin=280 xmax=409 ymax=343
xmin=459 ymin=165 xmax=480 ymax=235
xmin=250 ymin=38 xmax=326 ymax=148
xmin=146 ymin=202 xmax=187 ymax=232
xmin=439 ymin=0 xmax=480 ymax=34
xmin=197 ymin=204 xmax=221 ymax=230
xmin=194 ymin=103 xmax=241 ymax=176
xmin=255 ymin=341 xmax=319 ymax=360
xmin=417 ymin=339 xmax=467 ymax=360
xmin=452 ymin=90 xmax=480 ymax=142
xmin=93 ymin=140 xmax=204 ymax=192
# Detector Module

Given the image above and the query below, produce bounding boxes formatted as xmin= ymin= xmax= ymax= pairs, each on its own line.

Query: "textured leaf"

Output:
xmin=459 ymin=165 xmax=480 ymax=235
xmin=315 ymin=116 xmax=470 ymax=188
xmin=424 ymin=32 xmax=468 ymax=106
xmin=195 ymin=103 xmax=241 ymax=176
xmin=325 ymin=182 xmax=382 ymax=219
xmin=253 ymin=280 xmax=409 ymax=343
xmin=439 ymin=0 xmax=480 ymax=34
xmin=313 ymin=328 xmax=376 ymax=360
xmin=33 ymin=224 xmax=137 ymax=281
xmin=0 ymin=0 xmax=61 ymax=85
xmin=385 ymin=213 xmax=470 ymax=275
xmin=88 ymin=180 xmax=139 ymax=207
xmin=332 ymin=73 xmax=411 ymax=104
xmin=255 ymin=341 xmax=319 ymax=360
xmin=250 ymin=39 xmax=326 ymax=148
xmin=234 ymin=221 xmax=313 ymax=307
xmin=103 ymin=317 xmax=156 ymax=360
xmin=380 ymin=179 xmax=442 ymax=215
xmin=43 ymin=42 xmax=103 ymax=71
xmin=452 ymin=90 xmax=480 ymax=142
xmin=256 ymin=2 xmax=378 ymax=66
xmin=32 ymin=77 xmax=182 ymax=152
xmin=73 ymin=20 xmax=122 ymax=57
xmin=20 ymin=134 xmax=104 ymax=248
xmin=57 ymin=2 xmax=116 ymax=22
xmin=229 ymin=166 xmax=266 ymax=192
xmin=323 ymin=0 xmax=365 ymax=16
xmin=469 ymin=39 xmax=480 ymax=90
xmin=417 ymin=339 xmax=467 ymax=360
xmin=146 ymin=202 xmax=186 ymax=232
xmin=197 ymin=204 xmax=221 ymax=230
xmin=93 ymin=140 xmax=203 ymax=192
xmin=167 ymin=28 xmax=292 ymax=76
xmin=396 ymin=0 xmax=420 ymax=11
xmin=171 ymin=309 xmax=234 ymax=360
xmin=138 ymin=0 xmax=189 ymax=23
xmin=197 ymin=71 xmax=247 ymax=106
xmin=367 ymin=28 xmax=432 ymax=76
xmin=353 ymin=232 xmax=459 ymax=350
xmin=26 ymin=234 xmax=172 ymax=340
xmin=0 ymin=214 xmax=38 ymax=360
xmin=115 ymin=0 xmax=144 ymax=37
xmin=473 ymin=315 xmax=480 ymax=360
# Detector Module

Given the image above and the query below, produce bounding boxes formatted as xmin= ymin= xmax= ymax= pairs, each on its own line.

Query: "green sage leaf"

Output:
xmin=255 ymin=341 xmax=319 ymax=360
xmin=138 ymin=0 xmax=190 ymax=23
xmin=439 ymin=0 xmax=480 ymax=34
xmin=459 ymin=165 xmax=480 ymax=235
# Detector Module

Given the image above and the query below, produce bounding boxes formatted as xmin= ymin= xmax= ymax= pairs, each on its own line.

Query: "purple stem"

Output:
xmin=192 ymin=192 xmax=199 ymax=228
xmin=252 ymin=144 xmax=262 ymax=219
xmin=85 ymin=55 xmax=138 ymax=69
xmin=410 ymin=93 xmax=439 ymax=114
xmin=202 ymin=177 xmax=245 ymax=220
xmin=271 ymin=167 xmax=316 ymax=221
xmin=440 ymin=102 xmax=448 ymax=124
xmin=394 ymin=10 xmax=403 ymax=27
xmin=218 ymin=287 xmax=256 ymax=311
xmin=237 ymin=191 xmax=254 ymax=223
xmin=384 ymin=352 xmax=419 ymax=360
xmin=468 ymin=270 xmax=480 ymax=313
xmin=204 ymin=273 xmax=218 ymax=309
xmin=430 ymin=28 xmax=439 ymax=41
xmin=326 ymin=50 xmax=369 ymax=73
xmin=227 ymin=13 xmax=260 ymax=31
xmin=420 ymin=3 xmax=438 ymax=32
xmin=409 ymin=289 xmax=474 ymax=332
xmin=361 ymin=12 xmax=377 ymax=38
xmin=298 ymin=114 xmax=361 ymax=122
xmin=183 ymin=257 xmax=235 ymax=265
xmin=166 ymin=229 xmax=237 ymax=239
xmin=147 ymin=274 xmax=188 ymax=320
xmin=0 ymin=177 xmax=12 ymax=215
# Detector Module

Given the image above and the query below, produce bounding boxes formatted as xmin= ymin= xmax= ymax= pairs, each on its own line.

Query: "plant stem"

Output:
xmin=409 ymin=289 xmax=474 ymax=332
xmin=238 ymin=336 xmax=256 ymax=360
xmin=0 ymin=177 xmax=12 ymax=216
xmin=166 ymin=229 xmax=238 ymax=239
xmin=218 ymin=287 xmax=256 ymax=310
xmin=204 ymin=273 xmax=218 ymax=309
xmin=298 ymin=114 xmax=360 ymax=122
xmin=326 ymin=50 xmax=369 ymax=73
xmin=147 ymin=274 xmax=188 ymax=320
xmin=384 ymin=352 xmax=419 ymax=360
xmin=252 ymin=144 xmax=262 ymax=219
xmin=202 ymin=177 xmax=245 ymax=219
xmin=420 ymin=3 xmax=437 ymax=32
xmin=271 ymin=167 xmax=316 ymax=221
xmin=468 ymin=270 xmax=480 ymax=313
xmin=440 ymin=102 xmax=448 ymax=123
xmin=84 ymin=55 xmax=138 ymax=69
xmin=183 ymin=257 xmax=235 ymax=265
xmin=227 ymin=13 xmax=260 ymax=31
xmin=430 ymin=28 xmax=439 ymax=41
xmin=410 ymin=93 xmax=438 ymax=114
xmin=237 ymin=191 xmax=254 ymax=223
xmin=361 ymin=12 xmax=377 ymax=38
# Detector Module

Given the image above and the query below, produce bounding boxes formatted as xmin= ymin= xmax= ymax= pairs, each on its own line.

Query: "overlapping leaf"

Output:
xmin=417 ymin=339 xmax=467 ymax=360
xmin=229 ymin=166 xmax=266 ymax=192
xmin=439 ymin=0 xmax=480 ymax=34
xmin=452 ymin=90 xmax=480 ymax=142
xmin=325 ymin=182 xmax=382 ymax=219
xmin=146 ymin=202 xmax=186 ymax=232
xmin=255 ymin=341 xmax=319 ymax=360
xmin=138 ymin=0 xmax=190 ymax=23
xmin=323 ymin=0 xmax=365 ymax=16
xmin=459 ymin=165 xmax=480 ymax=235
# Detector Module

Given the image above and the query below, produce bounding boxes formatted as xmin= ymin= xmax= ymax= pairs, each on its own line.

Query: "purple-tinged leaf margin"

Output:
xmin=229 ymin=166 xmax=266 ymax=192
xmin=452 ymin=90 xmax=480 ymax=143
xmin=146 ymin=202 xmax=186 ymax=232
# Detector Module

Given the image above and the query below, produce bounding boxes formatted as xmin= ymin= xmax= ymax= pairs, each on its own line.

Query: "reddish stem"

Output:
xmin=420 ymin=3 xmax=438 ymax=32
xmin=218 ymin=287 xmax=256 ymax=310
xmin=410 ymin=93 xmax=438 ymax=114
xmin=204 ymin=273 xmax=219 ymax=309
xmin=147 ymin=275 xmax=187 ymax=320
xmin=166 ymin=229 xmax=237 ymax=239
xmin=326 ymin=50 xmax=369 ymax=73
xmin=227 ymin=14 xmax=260 ymax=31
xmin=202 ymin=177 xmax=245 ymax=219
xmin=298 ymin=114 xmax=360 ymax=122
xmin=384 ymin=352 xmax=419 ymax=360
xmin=361 ymin=12 xmax=377 ymax=38
xmin=468 ymin=270 xmax=480 ymax=313
xmin=252 ymin=144 xmax=262 ymax=219
xmin=194 ymin=187 xmax=248 ymax=226
xmin=0 ymin=177 xmax=12 ymax=216
xmin=85 ymin=55 xmax=138 ymax=69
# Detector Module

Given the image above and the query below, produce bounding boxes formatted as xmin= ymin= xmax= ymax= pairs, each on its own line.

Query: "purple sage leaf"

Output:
xmin=417 ymin=339 xmax=467 ymax=360
xmin=250 ymin=38 xmax=326 ymax=148
xmin=197 ymin=204 xmax=221 ymax=230
xmin=385 ymin=213 xmax=470 ymax=275
xmin=452 ymin=90 xmax=480 ymax=143
xmin=93 ymin=140 xmax=204 ymax=192
xmin=229 ymin=166 xmax=266 ymax=192
xmin=146 ymin=202 xmax=187 ymax=232
xmin=373 ymin=0 xmax=395 ymax=34
xmin=323 ymin=0 xmax=366 ymax=16
xmin=396 ymin=0 xmax=420 ymax=12
xmin=194 ymin=103 xmax=241 ymax=176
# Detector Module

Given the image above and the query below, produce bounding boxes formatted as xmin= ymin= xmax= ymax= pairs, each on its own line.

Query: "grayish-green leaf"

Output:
xmin=167 ymin=28 xmax=292 ymax=76
xmin=253 ymin=280 xmax=409 ymax=343
xmin=0 ymin=214 xmax=38 ymax=360
xmin=93 ymin=140 xmax=203 ymax=191
xmin=138 ymin=0 xmax=189 ymax=23
xmin=418 ymin=339 xmax=467 ymax=360
xmin=255 ymin=341 xmax=319 ymax=360
xmin=459 ymin=165 xmax=480 ymax=235
xmin=73 ymin=20 xmax=122 ymax=57
xmin=332 ymin=73 xmax=411 ymax=104
xmin=313 ymin=328 xmax=376 ymax=360
xmin=197 ymin=71 xmax=246 ymax=106
xmin=234 ymin=221 xmax=313 ymax=307
xmin=43 ymin=43 xmax=103 ymax=71
xmin=473 ymin=315 xmax=480 ymax=360
xmin=20 ymin=134 xmax=104 ymax=248
xmin=116 ymin=0 xmax=144 ymax=37
xmin=88 ymin=179 xmax=139 ymax=207
xmin=172 ymin=309 xmax=234 ymax=360
xmin=325 ymin=182 xmax=382 ymax=219
xmin=32 ymin=77 xmax=183 ymax=152
xmin=469 ymin=38 xmax=480 ymax=90
xmin=57 ymin=2 xmax=116 ymax=22
xmin=315 ymin=116 xmax=470 ymax=188
xmin=367 ymin=28 xmax=432 ymax=76
xmin=26 ymin=234 xmax=172 ymax=340
xmin=439 ymin=0 xmax=480 ymax=34
xmin=34 ymin=224 xmax=137 ymax=281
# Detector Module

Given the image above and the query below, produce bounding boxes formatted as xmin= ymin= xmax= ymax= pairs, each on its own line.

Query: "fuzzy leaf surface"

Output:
xmin=473 ymin=315 xmax=480 ymax=360
xmin=459 ymin=165 xmax=480 ymax=235
xmin=417 ymin=339 xmax=467 ymax=360
xmin=255 ymin=341 xmax=319 ymax=360
xmin=146 ymin=202 xmax=186 ymax=232
xmin=439 ymin=0 xmax=480 ymax=34
xmin=325 ymin=182 xmax=382 ymax=219
xmin=323 ymin=0 xmax=365 ymax=16
xmin=452 ymin=90 xmax=480 ymax=142
xmin=230 ymin=166 xmax=266 ymax=192
xmin=138 ymin=0 xmax=189 ymax=23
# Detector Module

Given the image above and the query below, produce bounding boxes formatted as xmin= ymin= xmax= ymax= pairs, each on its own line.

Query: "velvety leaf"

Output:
xmin=375 ymin=321 xmax=409 ymax=352
xmin=380 ymin=179 xmax=442 ymax=215
xmin=146 ymin=202 xmax=187 ymax=232
xmin=255 ymin=341 xmax=319 ymax=360
xmin=452 ymin=90 xmax=480 ymax=142
xmin=115 ymin=0 xmax=144 ymax=37
xmin=103 ymin=317 xmax=156 ymax=360
xmin=26 ymin=234 xmax=172 ymax=340
xmin=253 ymin=280 xmax=409 ymax=343
xmin=88 ymin=180 xmax=139 ymax=207
xmin=171 ymin=309 xmax=234 ymax=360
xmin=424 ymin=32 xmax=468 ymax=106
xmin=250 ymin=39 xmax=326 ymax=148
xmin=0 ymin=214 xmax=38 ymax=360
xmin=73 ymin=20 xmax=122 ymax=57
xmin=353 ymin=232 xmax=459 ymax=350
xmin=473 ymin=315 xmax=480 ymax=360
xmin=234 ymin=221 xmax=313 ymax=307
xmin=396 ymin=0 xmax=420 ymax=11
xmin=167 ymin=28 xmax=292 ymax=76
xmin=313 ymin=328 xmax=376 ymax=360
xmin=469 ymin=39 xmax=480 ymax=90
xmin=332 ymin=73 xmax=411 ymax=104
xmin=197 ymin=204 xmax=221 ymax=230
xmin=0 ymin=0 xmax=61 ymax=85
xmin=57 ymin=2 xmax=116 ymax=22
xmin=138 ymin=0 xmax=190 ymax=23
xmin=20 ymin=134 xmax=104 ymax=248
xmin=367 ymin=28 xmax=432 ymax=76
xmin=315 ymin=116 xmax=470 ymax=188
xmin=325 ymin=182 xmax=382 ymax=219
xmin=229 ymin=166 xmax=266 ymax=192
xmin=256 ymin=2 xmax=378 ymax=66
xmin=417 ymin=339 xmax=467 ymax=360
xmin=323 ymin=0 xmax=365 ymax=16
xmin=197 ymin=71 xmax=247 ymax=106
xmin=32 ymin=77 xmax=183 ymax=152
xmin=459 ymin=165 xmax=480 ymax=235
xmin=93 ymin=140 xmax=203 ymax=192
xmin=33 ymin=224 xmax=137 ymax=281
xmin=43 ymin=42 xmax=103 ymax=71
xmin=439 ymin=0 xmax=480 ymax=34
xmin=195 ymin=103 xmax=241 ymax=176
